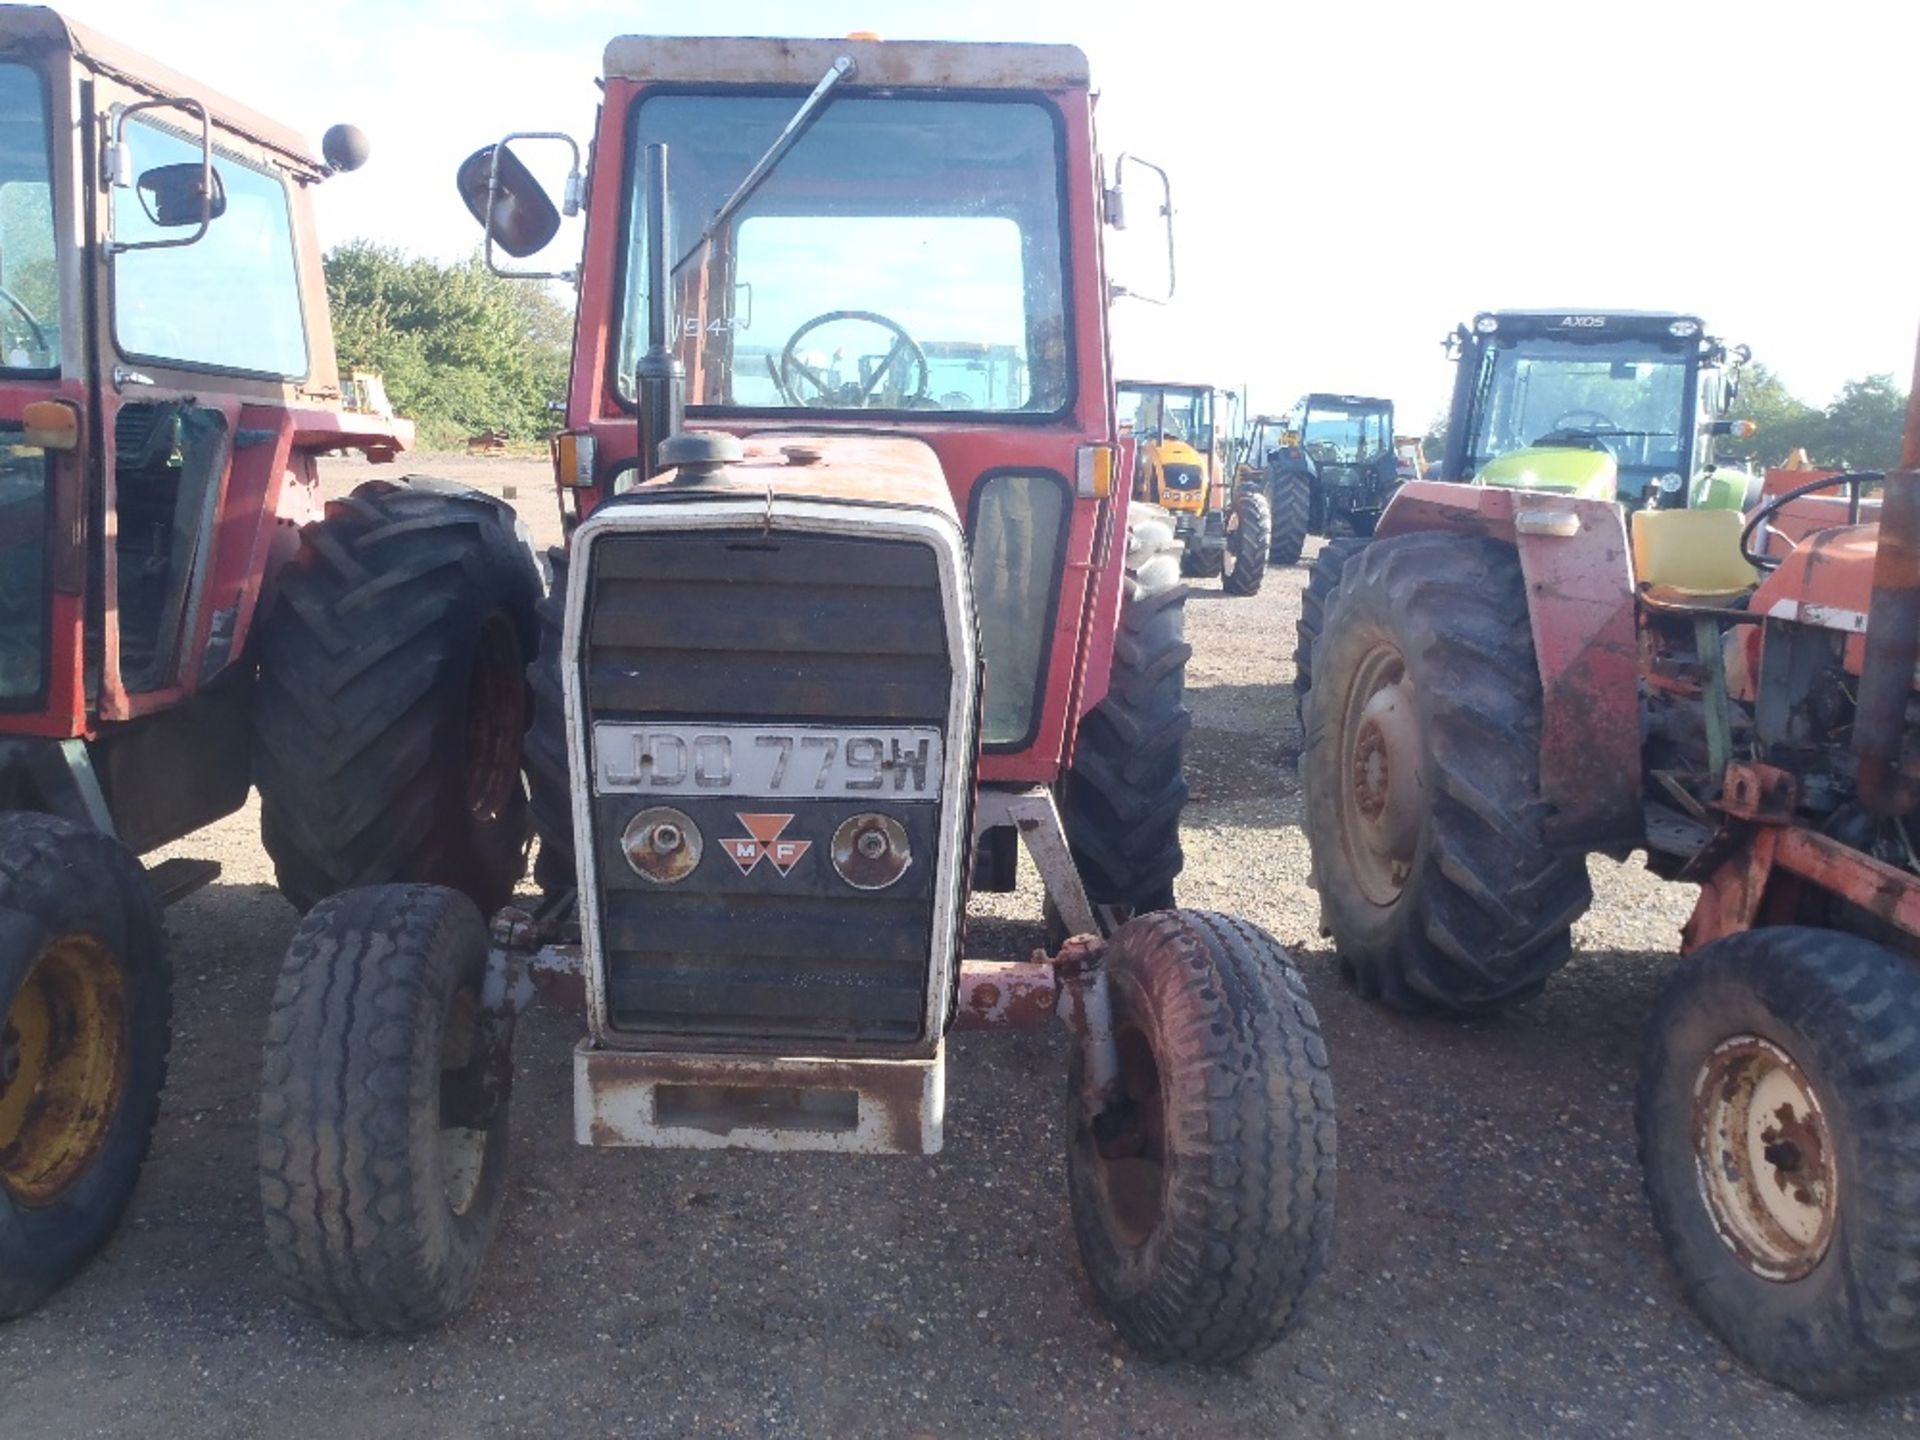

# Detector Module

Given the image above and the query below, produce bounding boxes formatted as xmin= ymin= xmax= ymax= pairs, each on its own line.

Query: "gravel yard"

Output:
xmin=2 ymin=456 xmax=1913 ymax=1438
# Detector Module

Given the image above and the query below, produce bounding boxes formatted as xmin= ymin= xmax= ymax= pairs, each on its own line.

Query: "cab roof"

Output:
xmin=0 ymin=5 xmax=323 ymax=171
xmin=604 ymin=35 xmax=1090 ymax=90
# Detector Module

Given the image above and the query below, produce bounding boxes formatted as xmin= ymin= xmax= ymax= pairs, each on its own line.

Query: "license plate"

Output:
xmin=593 ymin=722 xmax=944 ymax=800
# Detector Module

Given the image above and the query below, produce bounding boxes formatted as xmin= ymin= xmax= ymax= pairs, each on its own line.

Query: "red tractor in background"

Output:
xmin=1299 ymin=320 xmax=1920 ymax=1397
xmin=0 ymin=8 xmax=543 ymax=1320
xmin=256 ymin=35 xmax=1336 ymax=1363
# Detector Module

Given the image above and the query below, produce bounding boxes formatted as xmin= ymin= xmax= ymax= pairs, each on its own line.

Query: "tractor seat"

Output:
xmin=1631 ymin=506 xmax=1758 ymax=603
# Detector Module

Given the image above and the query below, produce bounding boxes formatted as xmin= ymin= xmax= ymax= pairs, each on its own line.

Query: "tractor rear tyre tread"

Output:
xmin=1637 ymin=926 xmax=1920 ymax=1399
xmin=253 ymin=480 xmax=543 ymax=915
xmin=1067 ymin=909 xmax=1336 ymax=1363
xmin=1292 ymin=536 xmax=1368 ymax=722
xmin=0 ymin=814 xmax=169 ymax=1320
xmin=1062 ymin=511 xmax=1190 ymax=913
xmin=259 ymin=883 xmax=510 ymax=1335
xmin=1221 ymin=488 xmax=1271 ymax=597
xmin=1268 ymin=468 xmax=1312 ymax=565
xmin=1302 ymin=534 xmax=1592 ymax=1014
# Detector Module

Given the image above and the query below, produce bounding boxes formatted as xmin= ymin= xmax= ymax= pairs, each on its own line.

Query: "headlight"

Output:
xmin=1474 ymin=315 xmax=1499 ymax=334
xmin=1668 ymin=320 xmax=1700 ymax=338
xmin=1658 ymin=472 xmax=1683 ymax=494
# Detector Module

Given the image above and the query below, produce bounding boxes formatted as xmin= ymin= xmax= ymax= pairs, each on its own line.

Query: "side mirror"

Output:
xmin=457 ymin=133 xmax=584 ymax=281
xmin=137 ymin=163 xmax=225 ymax=227
xmin=322 ymin=123 xmax=371 ymax=174
xmin=1107 ymin=153 xmax=1174 ymax=305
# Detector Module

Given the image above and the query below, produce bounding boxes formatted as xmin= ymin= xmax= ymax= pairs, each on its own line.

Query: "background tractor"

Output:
xmin=1117 ymin=378 xmax=1268 ymax=594
xmin=0 ymin=9 xmax=544 ymax=1320
xmin=259 ymin=35 xmax=1335 ymax=1365
xmin=1244 ymin=392 xmax=1400 ymax=565
xmin=1298 ymin=310 xmax=1920 ymax=1397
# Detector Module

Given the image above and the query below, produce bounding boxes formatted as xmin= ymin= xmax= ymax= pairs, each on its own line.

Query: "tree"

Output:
xmin=1819 ymin=374 xmax=1906 ymax=470
xmin=324 ymin=242 xmax=571 ymax=449
xmin=1723 ymin=363 xmax=1908 ymax=471
xmin=1722 ymin=363 xmax=1820 ymax=468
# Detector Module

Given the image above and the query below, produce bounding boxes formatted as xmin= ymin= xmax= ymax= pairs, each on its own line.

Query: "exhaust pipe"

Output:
xmin=1854 ymin=323 xmax=1920 ymax=813
xmin=634 ymin=142 xmax=684 ymax=482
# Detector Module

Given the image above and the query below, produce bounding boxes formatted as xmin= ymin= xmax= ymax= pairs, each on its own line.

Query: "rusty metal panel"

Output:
xmin=604 ymin=36 xmax=1090 ymax=90
xmin=574 ymin=1041 xmax=943 ymax=1155
xmin=954 ymin=959 xmax=1057 ymax=1029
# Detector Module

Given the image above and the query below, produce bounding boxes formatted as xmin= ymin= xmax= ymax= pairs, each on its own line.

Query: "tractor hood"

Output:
xmin=1477 ymin=445 xmax=1618 ymax=501
xmin=623 ymin=432 xmax=958 ymax=523
xmin=1141 ymin=437 xmax=1205 ymax=469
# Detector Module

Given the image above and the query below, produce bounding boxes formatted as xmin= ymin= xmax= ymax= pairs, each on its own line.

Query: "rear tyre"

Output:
xmin=0 ymin=814 xmax=169 ymax=1320
xmin=1221 ymin=488 xmax=1271 ymax=597
xmin=253 ymin=480 xmax=543 ymax=915
xmin=527 ymin=546 xmax=573 ymax=896
xmin=1301 ymin=534 xmax=1591 ymax=1014
xmin=259 ymin=884 xmax=510 ymax=1334
xmin=1292 ymin=536 xmax=1368 ymax=723
xmin=1067 ymin=909 xmax=1335 ymax=1363
xmin=1638 ymin=927 xmax=1920 ymax=1399
xmin=1062 ymin=509 xmax=1191 ymax=915
xmin=1268 ymin=467 xmax=1311 ymax=564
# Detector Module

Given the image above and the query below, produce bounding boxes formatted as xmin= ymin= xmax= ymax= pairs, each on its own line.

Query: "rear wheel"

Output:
xmin=253 ymin=480 xmax=543 ymax=915
xmin=1062 ymin=509 xmax=1191 ymax=914
xmin=0 ymin=814 xmax=168 ymax=1320
xmin=259 ymin=884 xmax=510 ymax=1334
xmin=1220 ymin=487 xmax=1270 ymax=597
xmin=1301 ymin=533 xmax=1591 ymax=1014
xmin=1268 ymin=467 xmax=1311 ymax=564
xmin=1638 ymin=927 xmax=1920 ymax=1398
xmin=1292 ymin=536 xmax=1368 ymax=723
xmin=1067 ymin=909 xmax=1335 ymax=1363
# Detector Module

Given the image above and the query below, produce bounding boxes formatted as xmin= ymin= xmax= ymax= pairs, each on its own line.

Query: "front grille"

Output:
xmin=1162 ymin=464 xmax=1203 ymax=490
xmin=582 ymin=529 xmax=953 ymax=1052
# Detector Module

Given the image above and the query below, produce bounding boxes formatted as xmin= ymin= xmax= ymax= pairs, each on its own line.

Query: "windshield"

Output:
xmin=1118 ymin=385 xmax=1211 ymax=449
xmin=1299 ymin=402 xmax=1390 ymax=465
xmin=0 ymin=62 xmax=58 ymax=373
xmin=1469 ymin=340 xmax=1691 ymax=473
xmin=618 ymin=94 xmax=1069 ymax=416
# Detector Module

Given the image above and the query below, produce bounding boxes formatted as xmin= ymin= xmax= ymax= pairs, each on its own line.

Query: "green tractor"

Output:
xmin=1247 ymin=393 xmax=1400 ymax=564
xmin=1295 ymin=309 xmax=1752 ymax=713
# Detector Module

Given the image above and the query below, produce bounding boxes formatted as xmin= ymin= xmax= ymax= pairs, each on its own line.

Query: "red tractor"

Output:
xmin=0 ymin=9 xmax=543 ymax=1319
xmin=256 ymin=36 xmax=1336 ymax=1362
xmin=1299 ymin=322 xmax=1920 ymax=1396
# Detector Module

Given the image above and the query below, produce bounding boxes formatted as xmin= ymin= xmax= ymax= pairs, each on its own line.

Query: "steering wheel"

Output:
xmin=0 ymin=284 xmax=51 ymax=367
xmin=1739 ymin=471 xmax=1882 ymax=571
xmin=778 ymin=310 xmax=929 ymax=409
xmin=1549 ymin=408 xmax=1619 ymax=434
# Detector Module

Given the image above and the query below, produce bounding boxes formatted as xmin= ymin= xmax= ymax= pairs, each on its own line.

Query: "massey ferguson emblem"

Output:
xmin=722 ymin=813 xmax=812 ymax=876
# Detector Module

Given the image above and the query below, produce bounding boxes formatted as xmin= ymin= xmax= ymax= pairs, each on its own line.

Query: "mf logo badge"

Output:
xmin=721 ymin=813 xmax=812 ymax=877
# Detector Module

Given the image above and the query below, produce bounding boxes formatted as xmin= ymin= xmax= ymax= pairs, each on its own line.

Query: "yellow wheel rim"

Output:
xmin=0 ymin=935 xmax=128 ymax=1206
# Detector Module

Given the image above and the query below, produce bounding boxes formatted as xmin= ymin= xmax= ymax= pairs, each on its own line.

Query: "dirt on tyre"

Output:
xmin=1638 ymin=926 xmax=1920 ymax=1399
xmin=1292 ymin=535 xmax=1367 ymax=723
xmin=1062 ymin=507 xmax=1191 ymax=915
xmin=1220 ymin=487 xmax=1270 ymax=597
xmin=1066 ymin=909 xmax=1335 ymax=1363
xmin=253 ymin=480 xmax=544 ymax=915
xmin=259 ymin=883 xmax=510 ymax=1334
xmin=1267 ymin=467 xmax=1311 ymax=565
xmin=1301 ymin=533 xmax=1591 ymax=1014
xmin=0 ymin=813 xmax=168 ymax=1320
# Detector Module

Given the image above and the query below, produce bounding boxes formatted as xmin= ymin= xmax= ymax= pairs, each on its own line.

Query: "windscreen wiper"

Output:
xmin=670 ymin=55 xmax=856 ymax=277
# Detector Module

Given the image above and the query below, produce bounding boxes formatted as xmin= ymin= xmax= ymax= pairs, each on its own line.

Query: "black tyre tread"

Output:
xmin=1637 ymin=927 xmax=1920 ymax=1399
xmin=1268 ymin=468 xmax=1311 ymax=564
xmin=1302 ymin=534 xmax=1592 ymax=1015
xmin=0 ymin=814 xmax=169 ymax=1320
xmin=1291 ymin=535 xmax=1368 ymax=722
xmin=527 ymin=546 xmax=573 ymax=893
xmin=1180 ymin=534 xmax=1223 ymax=579
xmin=258 ymin=883 xmax=506 ymax=1335
xmin=1221 ymin=488 xmax=1271 ymax=597
xmin=253 ymin=480 xmax=542 ymax=914
xmin=1068 ymin=909 xmax=1336 ymax=1363
xmin=1063 ymin=511 xmax=1190 ymax=911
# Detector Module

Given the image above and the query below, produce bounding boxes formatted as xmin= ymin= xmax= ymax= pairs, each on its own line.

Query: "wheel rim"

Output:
xmin=439 ymin=988 xmax=489 ymax=1218
xmin=1692 ymin=1034 xmax=1837 ymax=1281
xmin=1092 ymin=1020 xmax=1168 ymax=1249
xmin=1335 ymin=638 xmax=1424 ymax=905
xmin=464 ymin=611 xmax=526 ymax=824
xmin=0 ymin=935 xmax=128 ymax=1206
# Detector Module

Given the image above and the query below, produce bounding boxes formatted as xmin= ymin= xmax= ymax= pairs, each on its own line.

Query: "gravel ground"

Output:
xmin=3 ymin=455 xmax=1915 ymax=1437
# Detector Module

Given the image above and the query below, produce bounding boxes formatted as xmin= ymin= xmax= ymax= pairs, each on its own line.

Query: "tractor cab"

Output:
xmin=1439 ymin=310 xmax=1750 ymax=513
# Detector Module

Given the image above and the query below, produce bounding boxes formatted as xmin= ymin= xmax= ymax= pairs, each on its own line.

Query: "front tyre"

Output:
xmin=1638 ymin=927 xmax=1920 ymax=1398
xmin=1221 ymin=487 xmax=1271 ymax=597
xmin=1268 ymin=467 xmax=1311 ymax=564
xmin=0 ymin=815 xmax=169 ymax=1320
xmin=1067 ymin=909 xmax=1335 ymax=1363
xmin=259 ymin=884 xmax=510 ymax=1334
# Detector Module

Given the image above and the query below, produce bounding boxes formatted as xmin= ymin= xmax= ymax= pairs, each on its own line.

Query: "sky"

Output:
xmin=58 ymin=0 xmax=1920 ymax=427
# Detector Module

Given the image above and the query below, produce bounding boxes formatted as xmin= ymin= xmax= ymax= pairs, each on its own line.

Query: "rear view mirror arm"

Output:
xmin=104 ymin=97 xmax=215 ymax=255
xmin=481 ymin=131 xmax=585 ymax=283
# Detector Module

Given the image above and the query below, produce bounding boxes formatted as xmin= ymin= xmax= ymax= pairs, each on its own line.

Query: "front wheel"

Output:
xmin=259 ymin=884 xmax=511 ymax=1334
xmin=1067 ymin=909 xmax=1335 ymax=1364
xmin=1221 ymin=488 xmax=1271 ymax=597
xmin=1638 ymin=926 xmax=1920 ymax=1398
xmin=1268 ymin=468 xmax=1311 ymax=564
